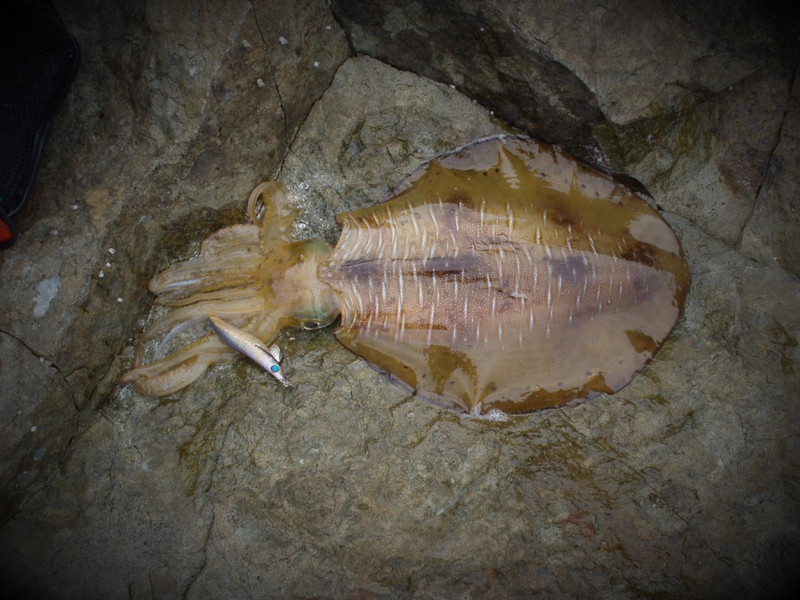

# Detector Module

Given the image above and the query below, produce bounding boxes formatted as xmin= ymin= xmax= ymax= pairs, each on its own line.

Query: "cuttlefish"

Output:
xmin=123 ymin=135 xmax=690 ymax=414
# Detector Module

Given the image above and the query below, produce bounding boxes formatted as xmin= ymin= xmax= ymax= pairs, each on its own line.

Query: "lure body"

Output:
xmin=209 ymin=315 xmax=290 ymax=387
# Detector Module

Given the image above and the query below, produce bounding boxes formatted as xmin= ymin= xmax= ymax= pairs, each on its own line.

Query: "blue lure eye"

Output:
xmin=270 ymin=365 xmax=280 ymax=373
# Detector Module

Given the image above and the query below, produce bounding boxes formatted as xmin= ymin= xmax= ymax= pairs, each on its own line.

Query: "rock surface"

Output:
xmin=1 ymin=1 xmax=798 ymax=598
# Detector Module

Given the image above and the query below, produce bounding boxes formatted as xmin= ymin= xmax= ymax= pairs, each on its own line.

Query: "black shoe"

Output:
xmin=0 ymin=0 xmax=79 ymax=249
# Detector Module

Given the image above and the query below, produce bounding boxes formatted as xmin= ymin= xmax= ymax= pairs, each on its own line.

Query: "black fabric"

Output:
xmin=0 ymin=0 xmax=79 ymax=248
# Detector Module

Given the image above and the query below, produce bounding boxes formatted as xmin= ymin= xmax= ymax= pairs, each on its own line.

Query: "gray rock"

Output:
xmin=739 ymin=73 xmax=800 ymax=278
xmin=0 ymin=1 xmax=798 ymax=599
xmin=0 ymin=0 xmax=348 ymax=556
xmin=329 ymin=0 xmax=795 ymax=165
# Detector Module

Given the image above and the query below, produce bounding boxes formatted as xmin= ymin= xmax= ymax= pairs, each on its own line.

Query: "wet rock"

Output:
xmin=329 ymin=0 xmax=795 ymax=168
xmin=0 ymin=1 xmax=799 ymax=599
xmin=739 ymin=73 xmax=800 ymax=278
xmin=330 ymin=0 xmax=609 ymax=164
xmin=278 ymin=55 xmax=506 ymax=244
xmin=0 ymin=0 xmax=347 ymax=530
xmin=622 ymin=68 xmax=793 ymax=250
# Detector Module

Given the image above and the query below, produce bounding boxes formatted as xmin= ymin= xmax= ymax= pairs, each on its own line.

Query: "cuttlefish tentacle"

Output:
xmin=140 ymin=296 xmax=272 ymax=343
xmin=123 ymin=335 xmax=236 ymax=397
xmin=200 ymin=223 xmax=261 ymax=258
xmin=150 ymin=256 xmax=262 ymax=304
xmin=248 ymin=181 xmax=297 ymax=245
xmin=150 ymin=225 xmax=262 ymax=304
xmin=156 ymin=286 xmax=265 ymax=309
xmin=123 ymin=181 xmax=339 ymax=397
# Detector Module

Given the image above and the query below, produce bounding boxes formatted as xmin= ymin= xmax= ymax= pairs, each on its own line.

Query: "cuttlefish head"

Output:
xmin=271 ymin=237 xmax=339 ymax=331
xmin=122 ymin=181 xmax=342 ymax=397
xmin=247 ymin=181 xmax=341 ymax=333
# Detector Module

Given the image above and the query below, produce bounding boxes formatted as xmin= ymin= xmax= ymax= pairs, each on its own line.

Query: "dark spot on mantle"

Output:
xmin=447 ymin=191 xmax=473 ymax=208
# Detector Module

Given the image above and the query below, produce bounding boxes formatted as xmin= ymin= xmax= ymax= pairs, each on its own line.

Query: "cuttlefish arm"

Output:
xmin=208 ymin=314 xmax=291 ymax=387
xmin=122 ymin=334 xmax=235 ymax=397
xmin=123 ymin=181 xmax=337 ymax=397
xmin=247 ymin=181 xmax=297 ymax=247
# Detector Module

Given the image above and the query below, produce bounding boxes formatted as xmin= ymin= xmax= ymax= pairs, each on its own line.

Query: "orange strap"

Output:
xmin=0 ymin=208 xmax=17 ymax=248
